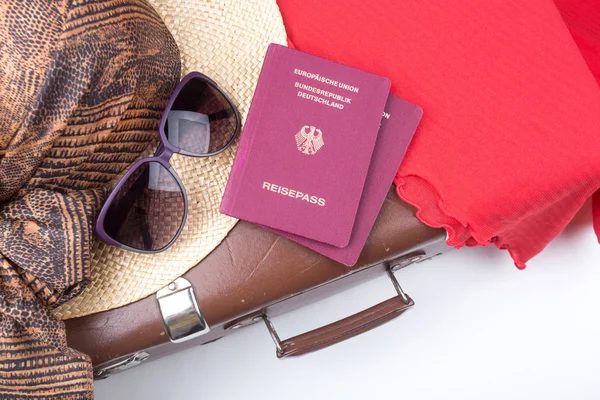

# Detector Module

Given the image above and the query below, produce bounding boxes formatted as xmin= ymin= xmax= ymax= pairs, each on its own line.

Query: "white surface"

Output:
xmin=96 ymin=201 xmax=600 ymax=400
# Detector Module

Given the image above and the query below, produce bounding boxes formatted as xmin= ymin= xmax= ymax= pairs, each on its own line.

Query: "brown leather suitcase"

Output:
xmin=65 ymin=189 xmax=448 ymax=379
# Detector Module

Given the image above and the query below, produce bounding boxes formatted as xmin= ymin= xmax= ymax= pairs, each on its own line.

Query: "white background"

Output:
xmin=96 ymin=200 xmax=600 ymax=400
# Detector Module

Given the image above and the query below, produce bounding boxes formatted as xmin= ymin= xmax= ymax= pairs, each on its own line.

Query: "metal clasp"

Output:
xmin=156 ymin=277 xmax=210 ymax=343
xmin=94 ymin=352 xmax=150 ymax=380
xmin=389 ymin=251 xmax=425 ymax=271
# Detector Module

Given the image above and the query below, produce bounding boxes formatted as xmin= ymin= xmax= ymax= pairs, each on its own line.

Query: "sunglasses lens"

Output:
xmin=103 ymin=161 xmax=185 ymax=251
xmin=165 ymin=76 xmax=237 ymax=155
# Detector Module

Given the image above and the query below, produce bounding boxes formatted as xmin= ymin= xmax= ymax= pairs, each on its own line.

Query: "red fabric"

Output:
xmin=595 ymin=193 xmax=600 ymax=242
xmin=276 ymin=0 xmax=600 ymax=267
xmin=554 ymin=0 xmax=600 ymax=245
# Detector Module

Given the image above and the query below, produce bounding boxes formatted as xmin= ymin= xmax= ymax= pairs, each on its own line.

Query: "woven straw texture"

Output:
xmin=55 ymin=0 xmax=287 ymax=319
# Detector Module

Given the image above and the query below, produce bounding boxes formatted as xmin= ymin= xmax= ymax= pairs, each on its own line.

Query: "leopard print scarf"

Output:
xmin=0 ymin=0 xmax=180 ymax=398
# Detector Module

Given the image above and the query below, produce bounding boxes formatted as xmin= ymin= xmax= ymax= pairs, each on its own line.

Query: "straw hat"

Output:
xmin=55 ymin=0 xmax=287 ymax=319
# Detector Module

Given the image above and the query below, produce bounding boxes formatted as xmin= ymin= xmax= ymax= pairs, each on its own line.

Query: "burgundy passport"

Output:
xmin=220 ymin=44 xmax=391 ymax=247
xmin=272 ymin=95 xmax=423 ymax=265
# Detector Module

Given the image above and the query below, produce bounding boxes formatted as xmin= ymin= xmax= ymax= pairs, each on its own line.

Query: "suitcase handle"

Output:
xmin=261 ymin=268 xmax=414 ymax=358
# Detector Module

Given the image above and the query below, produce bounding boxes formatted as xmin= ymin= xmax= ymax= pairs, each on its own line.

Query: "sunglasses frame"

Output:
xmin=96 ymin=72 xmax=241 ymax=254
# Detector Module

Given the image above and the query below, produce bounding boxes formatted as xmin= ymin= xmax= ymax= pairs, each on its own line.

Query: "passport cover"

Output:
xmin=271 ymin=95 xmax=423 ymax=265
xmin=220 ymin=44 xmax=391 ymax=247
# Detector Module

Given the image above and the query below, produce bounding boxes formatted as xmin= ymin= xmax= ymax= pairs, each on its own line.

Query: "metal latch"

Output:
xmin=388 ymin=250 xmax=426 ymax=271
xmin=156 ymin=277 xmax=210 ymax=343
xmin=94 ymin=352 xmax=150 ymax=379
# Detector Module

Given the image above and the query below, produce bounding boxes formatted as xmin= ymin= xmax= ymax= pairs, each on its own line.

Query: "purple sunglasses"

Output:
xmin=96 ymin=72 xmax=240 ymax=253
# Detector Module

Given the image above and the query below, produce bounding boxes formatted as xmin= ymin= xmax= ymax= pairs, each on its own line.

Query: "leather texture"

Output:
xmin=65 ymin=189 xmax=446 ymax=368
xmin=276 ymin=295 xmax=414 ymax=358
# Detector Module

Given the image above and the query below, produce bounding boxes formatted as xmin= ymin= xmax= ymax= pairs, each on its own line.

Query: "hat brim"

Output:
xmin=56 ymin=0 xmax=288 ymax=319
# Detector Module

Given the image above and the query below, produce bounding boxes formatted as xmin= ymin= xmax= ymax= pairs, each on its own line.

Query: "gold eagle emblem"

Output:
xmin=295 ymin=125 xmax=324 ymax=155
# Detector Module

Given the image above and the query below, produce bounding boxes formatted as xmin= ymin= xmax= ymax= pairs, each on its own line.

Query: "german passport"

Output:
xmin=220 ymin=44 xmax=390 ymax=247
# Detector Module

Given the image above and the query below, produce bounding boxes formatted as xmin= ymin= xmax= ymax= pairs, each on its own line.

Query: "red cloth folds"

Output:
xmin=554 ymin=0 xmax=600 ymax=244
xmin=277 ymin=0 xmax=600 ymax=267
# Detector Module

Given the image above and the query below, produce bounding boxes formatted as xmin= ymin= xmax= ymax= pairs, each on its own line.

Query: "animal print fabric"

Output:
xmin=0 ymin=0 xmax=180 ymax=398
